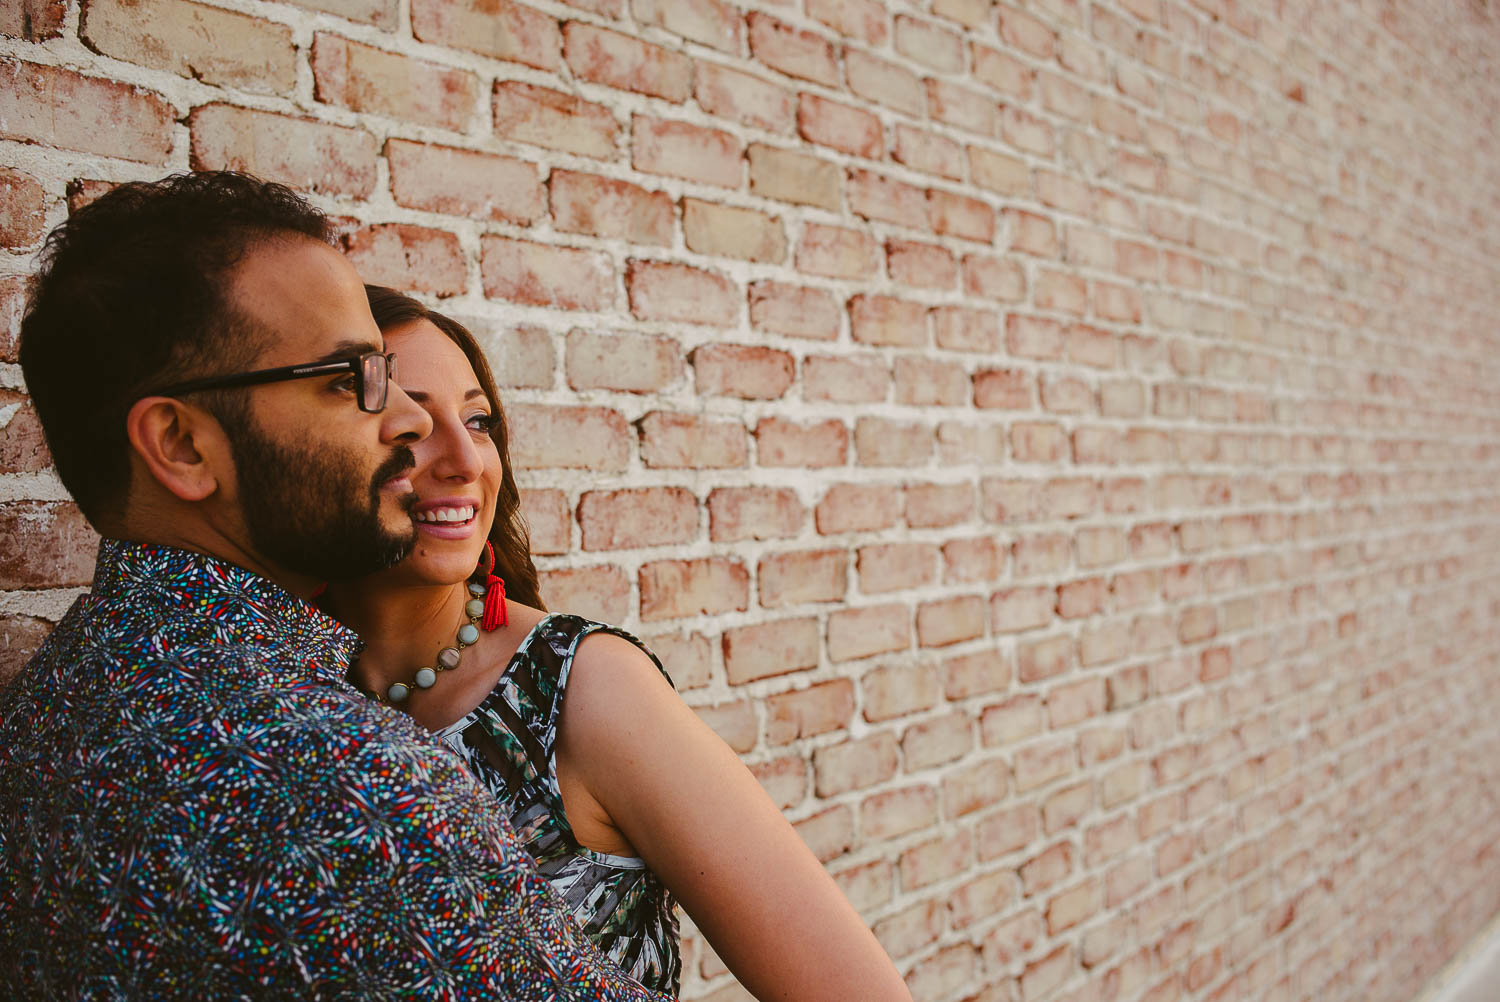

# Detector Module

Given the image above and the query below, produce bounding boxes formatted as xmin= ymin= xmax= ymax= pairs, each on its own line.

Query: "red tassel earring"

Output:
xmin=476 ymin=540 xmax=507 ymax=631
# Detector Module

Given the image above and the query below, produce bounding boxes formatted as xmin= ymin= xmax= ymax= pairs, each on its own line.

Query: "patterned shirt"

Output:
xmin=0 ymin=539 xmax=671 ymax=1001
xmin=436 ymin=615 xmax=680 ymax=993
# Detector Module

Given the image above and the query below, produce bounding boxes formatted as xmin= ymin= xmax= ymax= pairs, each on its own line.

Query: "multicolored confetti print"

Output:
xmin=0 ymin=540 xmax=672 ymax=1001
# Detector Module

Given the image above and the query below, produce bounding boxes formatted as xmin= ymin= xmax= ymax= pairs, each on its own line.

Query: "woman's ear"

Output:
xmin=124 ymin=396 xmax=228 ymax=502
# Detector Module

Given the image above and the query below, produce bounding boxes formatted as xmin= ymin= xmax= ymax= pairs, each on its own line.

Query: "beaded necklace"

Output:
xmin=359 ymin=561 xmax=508 ymax=705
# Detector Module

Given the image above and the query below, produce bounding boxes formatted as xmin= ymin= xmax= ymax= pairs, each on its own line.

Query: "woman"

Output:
xmin=321 ymin=287 xmax=912 ymax=1000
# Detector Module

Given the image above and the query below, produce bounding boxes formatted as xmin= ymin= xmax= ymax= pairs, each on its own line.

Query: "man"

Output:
xmin=1 ymin=172 xmax=669 ymax=999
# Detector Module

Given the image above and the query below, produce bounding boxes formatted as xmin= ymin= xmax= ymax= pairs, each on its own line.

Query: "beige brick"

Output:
xmin=191 ymin=104 xmax=373 ymax=192
xmin=313 ymin=34 xmax=477 ymax=131
xmin=748 ymin=144 xmax=842 ymax=211
xmin=722 ymin=617 xmax=820 ymax=684
xmin=758 ymin=549 xmax=849 ymax=608
xmin=412 ymin=0 xmax=559 ymax=68
xmin=683 ymin=199 xmax=786 ymax=263
xmin=493 ymin=81 xmax=620 ymax=159
xmin=83 ymin=0 xmax=295 ymax=92
xmin=549 ymin=171 xmax=672 ymax=245
xmin=388 ymin=140 xmax=544 ymax=224
xmin=481 ymin=237 xmax=615 ymax=311
xmin=578 ymin=487 xmax=697 ymax=550
xmin=632 ymin=115 xmax=742 ymax=187
xmin=564 ymin=22 xmax=691 ymax=100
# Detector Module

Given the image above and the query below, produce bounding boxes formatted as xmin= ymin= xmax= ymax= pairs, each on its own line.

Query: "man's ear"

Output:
xmin=124 ymin=396 xmax=230 ymax=502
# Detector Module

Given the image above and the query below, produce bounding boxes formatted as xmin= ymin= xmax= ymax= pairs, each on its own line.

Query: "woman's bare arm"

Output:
xmin=555 ymin=633 xmax=913 ymax=1002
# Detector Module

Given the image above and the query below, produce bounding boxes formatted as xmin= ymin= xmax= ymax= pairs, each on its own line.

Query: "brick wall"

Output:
xmin=4 ymin=0 xmax=1500 ymax=999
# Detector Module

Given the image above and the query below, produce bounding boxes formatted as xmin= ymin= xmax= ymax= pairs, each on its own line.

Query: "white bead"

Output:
xmin=415 ymin=668 xmax=437 ymax=689
xmin=387 ymin=682 xmax=410 ymax=703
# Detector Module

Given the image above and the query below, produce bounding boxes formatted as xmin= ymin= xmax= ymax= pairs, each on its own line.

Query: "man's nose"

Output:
xmin=381 ymin=380 xmax=433 ymax=444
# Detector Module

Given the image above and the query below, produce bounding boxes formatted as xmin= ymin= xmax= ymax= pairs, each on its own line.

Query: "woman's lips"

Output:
xmin=412 ymin=503 xmax=479 ymax=540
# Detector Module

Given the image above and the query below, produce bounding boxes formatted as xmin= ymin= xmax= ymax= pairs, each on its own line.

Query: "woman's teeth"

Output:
xmin=415 ymin=506 xmax=475 ymax=524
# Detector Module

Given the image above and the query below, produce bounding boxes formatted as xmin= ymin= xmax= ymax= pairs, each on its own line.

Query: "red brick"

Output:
xmin=2 ymin=0 xmax=64 ymax=39
xmin=0 ymin=503 xmax=97 ymax=589
xmin=1041 ymin=375 xmax=1095 ymax=414
xmin=857 ymin=543 xmax=938 ymax=594
xmin=894 ymin=357 xmax=967 ymax=406
xmin=844 ymin=49 xmax=925 ymax=117
xmin=943 ymin=649 xmax=1011 ymax=700
xmin=972 ymin=41 xmax=1033 ymax=97
xmin=508 ymin=404 xmax=629 ymax=471
xmin=796 ymin=804 xmax=854 ymax=862
xmin=706 ymin=487 xmax=801 ymax=543
xmin=1035 ymin=268 xmax=1088 ymax=315
xmin=1042 ymin=781 xmax=1093 ymax=834
xmin=1047 ymin=677 xmax=1106 ymax=728
xmin=639 ymin=411 xmax=748 ymax=468
xmin=626 ymin=259 xmax=737 ymax=326
xmin=1017 ymin=634 xmax=1073 ymax=686
xmin=540 ymin=564 xmax=629 ymax=623
xmin=942 ymin=536 xmax=1003 ymax=582
xmin=340 ymin=223 xmax=465 ymax=297
xmin=974 ymin=368 xmax=1034 ymax=410
xmin=481 ymin=236 xmax=614 ymax=310
xmin=516 ymin=489 xmax=567 ymax=555
xmin=980 ymin=694 xmax=1042 ymax=747
xmin=1013 ymin=532 xmax=1069 ymax=577
xmin=550 ymin=170 xmax=671 ymax=245
xmin=693 ymin=344 xmax=794 ymax=400
xmin=412 ymin=0 xmax=559 ymax=69
xmin=798 ymin=224 xmax=880 ymax=280
xmin=564 ymin=329 xmax=681 ymax=393
xmin=758 ymin=549 xmax=848 ymax=608
xmin=1005 ymin=209 xmax=1059 ymax=257
xmin=748 ymin=144 xmax=842 ymax=211
xmin=752 ymin=755 xmax=807 ymax=809
xmin=312 ymin=34 xmax=476 ymax=131
xmin=765 ymin=679 xmax=853 ymax=744
xmin=564 ymin=22 xmax=691 ymax=100
xmin=486 ymin=327 xmax=552 ymax=393
xmin=3 ymin=62 xmax=173 ymax=165
xmin=387 ymin=140 xmax=542 ymax=224
xmin=84 ymin=0 xmax=294 ymax=91
xmin=816 ymin=483 xmax=903 ymax=533
xmin=493 ymin=80 xmax=619 ymax=159
xmin=798 ymin=93 xmax=883 ymax=159
xmin=0 ymin=391 xmax=49 ymax=474
xmin=749 ymin=281 xmax=841 ymax=340
xmin=864 ymin=785 xmax=939 ymax=843
xmin=925 ymin=79 xmax=997 ymax=138
xmin=963 ymin=253 xmax=1026 ymax=301
xmin=748 ymin=12 xmax=839 ymax=86
xmin=891 ymin=124 xmax=964 ymax=181
xmin=980 ymin=477 xmax=1042 ymax=523
xmin=1002 ymin=106 xmax=1055 ymax=156
xmin=632 ymin=114 xmax=742 ymax=187
xmin=999 ymin=7 xmax=1055 ymax=59
xmin=918 ymin=596 xmax=986 ymax=647
xmin=862 ymin=662 xmax=939 ymax=720
xmin=991 ymin=586 xmax=1054 ymax=633
xmin=0 ymin=169 xmax=44 ymax=249
xmin=928 ymin=189 xmax=996 ymax=243
xmin=682 ymin=198 xmax=785 ymax=263
xmin=634 ymin=0 xmax=741 ymax=52
xmin=755 ymin=417 xmax=848 ymax=467
xmin=640 ymin=557 xmax=748 ymax=620
xmin=0 ymin=613 xmax=50 ymax=685
xmin=576 ymin=488 xmax=695 ymax=551
xmin=894 ymin=13 xmax=963 ymax=71
xmin=900 ymin=831 xmax=972 ymax=891
xmin=933 ymin=307 xmax=1001 ymax=352
xmin=807 ymin=0 xmax=888 ymax=45
xmin=903 ymin=711 xmax=973 ymax=770
xmin=0 ymin=276 xmax=23 ymax=362
xmin=854 ymin=417 xmax=932 ymax=467
xmin=695 ymin=62 xmax=795 ymax=133
xmin=814 ymin=732 xmax=899 ymax=796
xmin=1022 ymin=945 xmax=1074 ymax=1001
xmin=849 ymin=295 xmax=926 ymax=347
xmin=969 ymin=145 xmax=1031 ymax=196
xmin=1007 ymin=315 xmax=1064 ymax=360
xmin=722 ymin=617 xmax=819 ymax=683
xmin=874 ymin=897 xmax=943 ymax=959
xmin=828 ymin=604 xmax=910 ymax=662
xmin=694 ymin=698 xmax=758 ymax=754
xmin=803 ymin=354 xmax=888 ymax=403
xmin=977 ymin=804 xmax=1039 ymax=861
xmin=848 ymin=170 xmax=930 ymax=230
xmin=887 ymin=240 xmax=957 ymax=290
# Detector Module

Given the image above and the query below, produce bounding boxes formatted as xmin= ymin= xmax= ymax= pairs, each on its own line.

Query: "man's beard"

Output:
xmin=225 ymin=418 xmax=418 ymax=582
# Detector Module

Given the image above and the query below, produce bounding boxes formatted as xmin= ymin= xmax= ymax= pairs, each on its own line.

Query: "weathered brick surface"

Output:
xmin=9 ymin=5 xmax=1500 ymax=1001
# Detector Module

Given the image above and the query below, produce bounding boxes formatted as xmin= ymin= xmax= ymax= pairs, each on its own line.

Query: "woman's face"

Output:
xmin=382 ymin=318 xmax=503 ymax=587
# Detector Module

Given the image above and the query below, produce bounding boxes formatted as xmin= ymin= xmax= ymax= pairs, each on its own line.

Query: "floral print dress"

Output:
xmin=435 ymin=614 xmax=681 ymax=994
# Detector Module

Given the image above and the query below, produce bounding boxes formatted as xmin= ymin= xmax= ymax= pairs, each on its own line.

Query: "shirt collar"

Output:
xmin=91 ymin=538 xmax=364 ymax=685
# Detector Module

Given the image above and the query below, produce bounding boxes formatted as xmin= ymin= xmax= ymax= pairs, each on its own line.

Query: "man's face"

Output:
xmin=218 ymin=237 xmax=431 ymax=582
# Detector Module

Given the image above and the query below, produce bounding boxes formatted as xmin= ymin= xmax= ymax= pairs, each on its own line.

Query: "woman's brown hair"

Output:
xmin=365 ymin=285 xmax=544 ymax=611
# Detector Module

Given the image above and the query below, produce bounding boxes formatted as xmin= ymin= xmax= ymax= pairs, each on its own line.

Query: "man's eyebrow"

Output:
xmin=306 ymin=339 xmax=381 ymax=365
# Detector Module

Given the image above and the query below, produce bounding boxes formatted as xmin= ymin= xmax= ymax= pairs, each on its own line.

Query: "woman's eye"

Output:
xmin=466 ymin=413 xmax=496 ymax=433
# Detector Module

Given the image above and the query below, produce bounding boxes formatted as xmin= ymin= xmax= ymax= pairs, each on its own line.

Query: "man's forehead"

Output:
xmin=227 ymin=237 xmax=381 ymax=361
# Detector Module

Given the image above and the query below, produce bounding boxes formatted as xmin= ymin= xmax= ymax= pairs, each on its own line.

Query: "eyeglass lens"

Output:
xmin=361 ymin=353 xmax=389 ymax=412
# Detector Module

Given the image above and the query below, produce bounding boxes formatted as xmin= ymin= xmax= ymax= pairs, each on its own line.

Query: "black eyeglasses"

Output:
xmin=148 ymin=351 xmax=396 ymax=413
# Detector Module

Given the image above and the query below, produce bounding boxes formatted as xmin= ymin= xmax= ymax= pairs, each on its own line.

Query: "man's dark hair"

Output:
xmin=19 ymin=171 xmax=332 ymax=527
